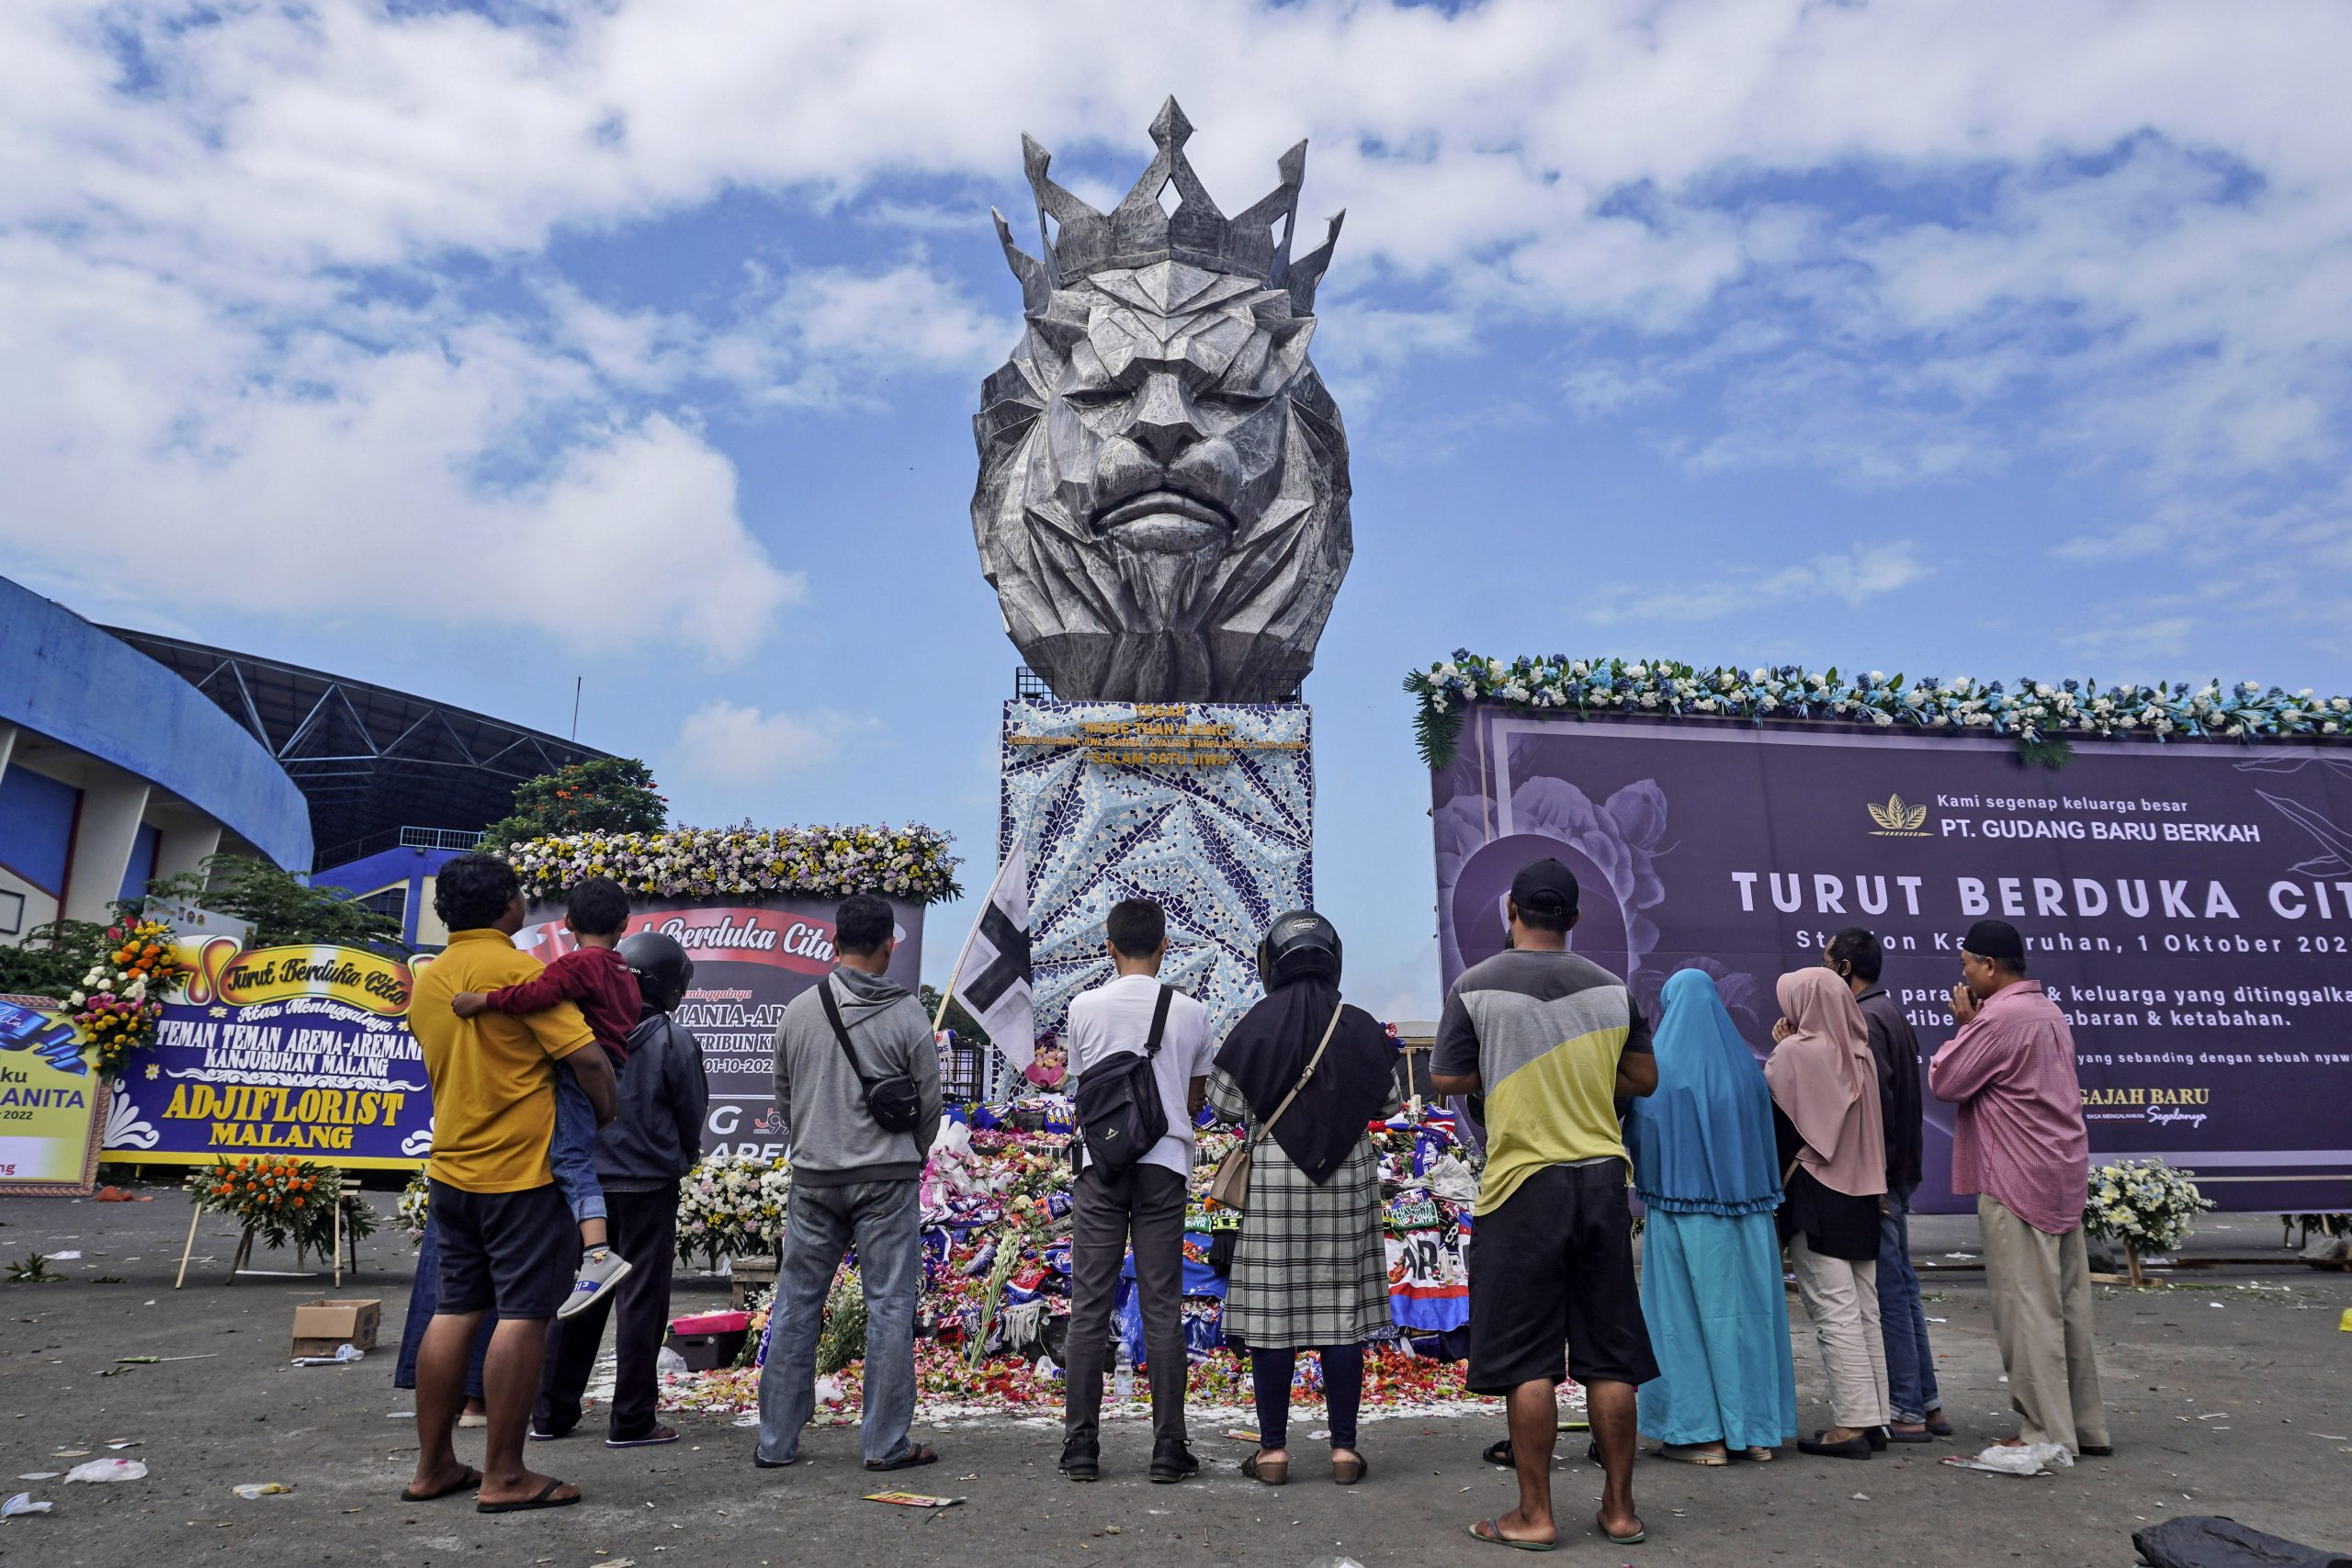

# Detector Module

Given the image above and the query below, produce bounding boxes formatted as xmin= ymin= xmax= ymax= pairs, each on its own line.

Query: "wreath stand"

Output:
xmin=175 ymin=1175 xmax=365 ymax=1289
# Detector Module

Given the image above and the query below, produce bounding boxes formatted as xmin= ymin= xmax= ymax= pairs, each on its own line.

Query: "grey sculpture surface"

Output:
xmin=972 ymin=99 xmax=1351 ymax=704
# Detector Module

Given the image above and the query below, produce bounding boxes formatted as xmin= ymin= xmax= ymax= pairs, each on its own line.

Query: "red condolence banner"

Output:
xmin=1430 ymin=707 xmax=2352 ymax=1213
xmin=520 ymin=895 xmax=926 ymax=1156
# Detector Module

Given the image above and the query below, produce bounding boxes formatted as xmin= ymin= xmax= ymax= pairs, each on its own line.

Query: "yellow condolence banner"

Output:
xmin=180 ymin=940 xmax=413 ymax=1017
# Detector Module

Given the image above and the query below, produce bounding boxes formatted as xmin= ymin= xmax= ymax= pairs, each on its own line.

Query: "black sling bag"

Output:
xmin=1072 ymin=985 xmax=1173 ymax=1175
xmin=818 ymin=979 xmax=923 ymax=1134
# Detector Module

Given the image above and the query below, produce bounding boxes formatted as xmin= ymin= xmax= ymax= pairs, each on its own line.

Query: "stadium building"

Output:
xmin=1 ymin=575 xmax=606 ymax=951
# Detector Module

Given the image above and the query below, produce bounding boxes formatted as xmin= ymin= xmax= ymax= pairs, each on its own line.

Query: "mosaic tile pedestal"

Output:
xmin=1000 ymin=698 xmax=1314 ymax=1044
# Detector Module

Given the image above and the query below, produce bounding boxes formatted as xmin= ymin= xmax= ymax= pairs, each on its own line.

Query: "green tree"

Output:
xmin=148 ymin=854 xmax=407 ymax=956
xmin=0 ymin=919 xmax=107 ymax=999
xmin=0 ymin=852 xmax=408 ymax=997
xmin=916 ymin=984 xmax=992 ymax=1047
xmin=482 ymin=758 xmax=668 ymax=850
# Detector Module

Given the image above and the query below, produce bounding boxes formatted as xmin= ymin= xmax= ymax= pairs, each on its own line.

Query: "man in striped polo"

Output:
xmin=1430 ymin=857 xmax=1659 ymax=1551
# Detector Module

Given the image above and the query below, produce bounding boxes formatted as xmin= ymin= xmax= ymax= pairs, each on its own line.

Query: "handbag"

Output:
xmin=819 ymin=977 xmax=923 ymax=1134
xmin=1207 ymin=1001 xmax=1344 ymax=1213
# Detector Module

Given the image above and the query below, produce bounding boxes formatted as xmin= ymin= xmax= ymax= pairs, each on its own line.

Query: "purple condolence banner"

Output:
xmin=1430 ymin=707 xmax=2352 ymax=1213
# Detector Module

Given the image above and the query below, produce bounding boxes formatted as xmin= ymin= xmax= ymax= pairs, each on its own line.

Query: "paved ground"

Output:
xmin=1 ymin=1194 xmax=2346 ymax=1566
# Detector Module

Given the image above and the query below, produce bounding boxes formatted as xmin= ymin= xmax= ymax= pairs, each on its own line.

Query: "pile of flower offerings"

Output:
xmin=654 ymin=1100 xmax=1517 ymax=1423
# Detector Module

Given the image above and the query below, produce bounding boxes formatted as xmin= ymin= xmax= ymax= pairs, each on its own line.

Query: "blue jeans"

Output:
xmin=1877 ymin=1183 xmax=1941 ymax=1423
xmin=755 ymin=1179 xmax=922 ymax=1466
xmin=394 ymin=1218 xmax=491 ymax=1399
xmin=549 ymin=1066 xmax=606 ymax=1226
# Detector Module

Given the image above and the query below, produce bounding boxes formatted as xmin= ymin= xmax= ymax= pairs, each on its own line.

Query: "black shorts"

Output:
xmin=1465 ymin=1160 xmax=1658 ymax=1395
xmin=431 ymin=1179 xmax=575 ymax=1321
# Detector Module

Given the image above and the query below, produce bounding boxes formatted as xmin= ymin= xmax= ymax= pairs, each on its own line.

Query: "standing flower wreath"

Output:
xmin=398 ymin=1170 xmax=432 ymax=1245
xmin=68 ymin=917 xmax=194 ymax=1075
xmin=187 ymin=1155 xmax=376 ymax=1261
xmin=2084 ymin=1157 xmax=2214 ymax=1285
xmin=675 ymin=1152 xmax=793 ymax=1269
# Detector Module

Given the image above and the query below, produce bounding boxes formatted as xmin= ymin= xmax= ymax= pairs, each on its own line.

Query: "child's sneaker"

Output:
xmin=559 ymin=1247 xmax=632 ymax=1320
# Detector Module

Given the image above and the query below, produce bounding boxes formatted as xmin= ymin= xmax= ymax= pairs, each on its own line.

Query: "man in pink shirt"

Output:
xmin=1929 ymin=919 xmax=2110 ymax=1457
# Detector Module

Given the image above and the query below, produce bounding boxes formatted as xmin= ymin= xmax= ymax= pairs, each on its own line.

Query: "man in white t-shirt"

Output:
xmin=1057 ymin=897 xmax=1214 ymax=1485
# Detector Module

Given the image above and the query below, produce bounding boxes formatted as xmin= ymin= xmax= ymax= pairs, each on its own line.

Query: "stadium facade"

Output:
xmin=2 ymin=575 xmax=606 ymax=950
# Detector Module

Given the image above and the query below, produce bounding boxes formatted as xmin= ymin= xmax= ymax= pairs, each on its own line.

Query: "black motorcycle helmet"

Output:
xmin=618 ymin=931 xmax=695 ymax=1013
xmin=1256 ymin=908 xmax=1341 ymax=990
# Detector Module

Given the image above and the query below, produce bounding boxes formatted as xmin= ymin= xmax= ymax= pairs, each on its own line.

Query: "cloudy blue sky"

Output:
xmin=6 ymin=2 xmax=2349 ymax=1017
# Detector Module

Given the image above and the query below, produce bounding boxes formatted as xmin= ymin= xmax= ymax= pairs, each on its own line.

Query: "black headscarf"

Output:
xmin=1214 ymin=977 xmax=1399 ymax=1184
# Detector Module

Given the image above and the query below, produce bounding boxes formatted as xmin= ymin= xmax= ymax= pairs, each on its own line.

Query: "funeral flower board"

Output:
xmin=103 ymin=938 xmax=433 ymax=1168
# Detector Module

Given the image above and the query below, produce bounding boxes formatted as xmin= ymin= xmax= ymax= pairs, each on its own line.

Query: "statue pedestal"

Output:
xmin=1000 ymin=696 xmax=1314 ymax=1043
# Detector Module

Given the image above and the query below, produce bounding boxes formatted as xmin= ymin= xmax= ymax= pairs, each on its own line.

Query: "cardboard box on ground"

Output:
xmin=290 ymin=1299 xmax=381 ymax=1358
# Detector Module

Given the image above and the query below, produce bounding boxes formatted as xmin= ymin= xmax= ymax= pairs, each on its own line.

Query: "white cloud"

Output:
xmin=706 ymin=262 xmax=1010 ymax=410
xmin=671 ymin=700 xmax=864 ymax=784
xmin=0 ymin=233 xmax=801 ymax=657
xmin=6 ymin=0 xmax=2352 ymax=640
xmin=1587 ymin=540 xmax=1931 ymax=626
xmin=2066 ymin=615 xmax=2200 ymax=669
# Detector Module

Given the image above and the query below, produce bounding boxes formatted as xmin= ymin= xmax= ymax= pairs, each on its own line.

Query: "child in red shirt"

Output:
xmin=453 ymin=874 xmax=641 ymax=1319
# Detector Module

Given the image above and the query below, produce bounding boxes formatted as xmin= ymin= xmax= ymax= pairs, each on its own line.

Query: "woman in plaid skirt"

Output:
xmin=1208 ymin=911 xmax=1402 ymax=1486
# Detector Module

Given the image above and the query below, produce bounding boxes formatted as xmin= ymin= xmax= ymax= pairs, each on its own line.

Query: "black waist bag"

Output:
xmin=1073 ymin=985 xmax=1172 ymax=1175
xmin=820 ymin=980 xmax=922 ymax=1134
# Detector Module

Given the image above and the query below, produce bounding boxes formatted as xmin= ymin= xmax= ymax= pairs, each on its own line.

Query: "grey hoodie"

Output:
xmin=772 ymin=965 xmax=941 ymax=1186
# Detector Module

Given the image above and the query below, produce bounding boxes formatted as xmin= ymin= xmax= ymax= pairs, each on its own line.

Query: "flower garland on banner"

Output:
xmin=2084 ymin=1158 xmax=2214 ymax=1285
xmin=68 ymin=917 xmax=194 ymax=1075
xmin=676 ymin=1152 xmax=794 ymax=1269
xmin=1404 ymin=653 xmax=2352 ymax=771
xmin=186 ymin=1156 xmax=376 ymax=1259
xmin=504 ymin=825 xmax=961 ymax=905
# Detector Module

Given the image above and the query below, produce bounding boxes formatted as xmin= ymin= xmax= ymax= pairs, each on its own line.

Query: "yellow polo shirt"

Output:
xmin=408 ymin=929 xmax=594 ymax=1193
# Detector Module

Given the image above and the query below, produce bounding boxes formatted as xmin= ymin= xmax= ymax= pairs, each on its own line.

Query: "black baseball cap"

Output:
xmin=1961 ymin=919 xmax=2026 ymax=964
xmin=1510 ymin=857 xmax=1581 ymax=920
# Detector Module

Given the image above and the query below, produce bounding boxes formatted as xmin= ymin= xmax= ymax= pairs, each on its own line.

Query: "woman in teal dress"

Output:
xmin=1625 ymin=968 xmax=1798 ymax=1463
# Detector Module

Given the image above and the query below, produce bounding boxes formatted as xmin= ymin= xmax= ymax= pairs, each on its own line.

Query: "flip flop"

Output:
xmin=1482 ymin=1439 xmax=1513 ymax=1467
xmin=399 ymin=1465 xmax=481 ymax=1503
xmin=475 ymin=1478 xmax=581 ymax=1514
xmin=1598 ymin=1511 xmax=1646 ymax=1545
xmin=1467 ymin=1517 xmax=1557 ymax=1551
xmin=865 ymin=1442 xmax=940 ymax=1472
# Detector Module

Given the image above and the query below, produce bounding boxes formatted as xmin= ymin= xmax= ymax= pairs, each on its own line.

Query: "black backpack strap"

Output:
xmin=1143 ymin=983 xmax=1173 ymax=1058
xmin=817 ymin=977 xmax=876 ymax=1093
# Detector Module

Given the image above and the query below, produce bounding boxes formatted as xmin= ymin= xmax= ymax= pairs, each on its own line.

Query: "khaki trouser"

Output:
xmin=1788 ymin=1233 xmax=1891 ymax=1429
xmin=1978 ymin=1195 xmax=2109 ymax=1452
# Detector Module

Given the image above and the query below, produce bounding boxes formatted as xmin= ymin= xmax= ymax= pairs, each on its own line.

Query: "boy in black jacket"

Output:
xmin=530 ymin=931 xmax=709 ymax=1448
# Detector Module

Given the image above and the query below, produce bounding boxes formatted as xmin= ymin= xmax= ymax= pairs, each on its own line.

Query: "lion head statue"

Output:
xmin=971 ymin=99 xmax=1351 ymax=704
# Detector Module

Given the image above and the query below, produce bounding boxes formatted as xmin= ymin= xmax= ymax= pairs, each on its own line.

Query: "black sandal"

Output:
xmin=1482 ymin=1439 xmax=1513 ymax=1466
xmin=1242 ymin=1450 xmax=1289 ymax=1485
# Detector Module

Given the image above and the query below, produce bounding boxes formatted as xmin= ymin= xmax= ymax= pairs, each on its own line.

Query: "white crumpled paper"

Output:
xmin=62 ymin=1459 xmax=147 ymax=1484
xmin=1940 ymin=1443 xmax=2073 ymax=1477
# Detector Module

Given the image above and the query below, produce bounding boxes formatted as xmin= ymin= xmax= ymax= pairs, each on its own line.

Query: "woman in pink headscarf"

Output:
xmin=1766 ymin=967 xmax=1890 ymax=1460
